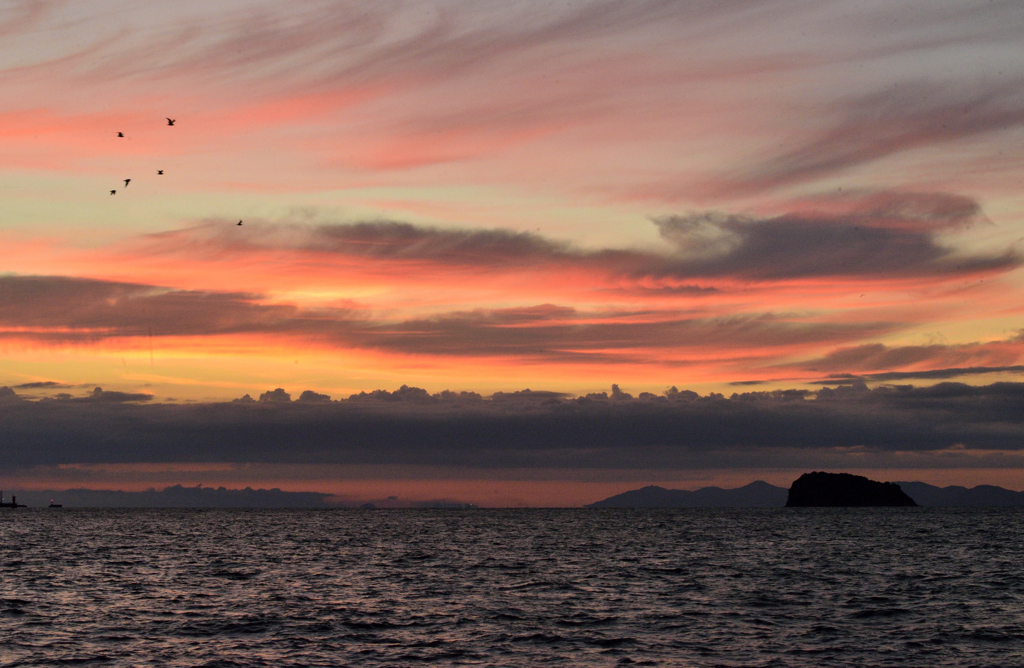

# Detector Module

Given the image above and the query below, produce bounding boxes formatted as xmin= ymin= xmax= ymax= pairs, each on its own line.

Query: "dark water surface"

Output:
xmin=1 ymin=508 xmax=1022 ymax=667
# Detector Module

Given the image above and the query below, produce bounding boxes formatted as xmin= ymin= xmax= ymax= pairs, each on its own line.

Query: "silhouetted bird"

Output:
xmin=117 ymin=132 xmax=124 ymax=137
xmin=157 ymin=170 xmax=163 ymax=175
xmin=166 ymin=118 xmax=175 ymax=126
xmin=110 ymin=190 xmax=116 ymax=195
xmin=237 ymin=220 xmax=243 ymax=226
xmin=124 ymin=179 xmax=131 ymax=187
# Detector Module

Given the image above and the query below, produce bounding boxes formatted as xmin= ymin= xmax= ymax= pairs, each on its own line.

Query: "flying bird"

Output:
xmin=124 ymin=179 xmax=131 ymax=187
xmin=157 ymin=170 xmax=163 ymax=175
xmin=110 ymin=190 xmax=116 ymax=195
xmin=166 ymin=118 xmax=175 ymax=126
xmin=117 ymin=132 xmax=124 ymax=137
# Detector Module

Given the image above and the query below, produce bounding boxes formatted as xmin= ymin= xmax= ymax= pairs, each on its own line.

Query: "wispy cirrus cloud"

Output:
xmin=4 ymin=0 xmax=1023 ymax=197
xmin=0 ymin=275 xmax=889 ymax=361
xmin=12 ymin=381 xmax=72 ymax=389
xmin=346 ymin=308 xmax=890 ymax=360
xmin=22 ymin=0 xmax=795 ymax=91
xmin=0 ymin=0 xmax=47 ymax=40
xmin=721 ymin=80 xmax=1024 ymax=194
xmin=803 ymin=340 xmax=1024 ymax=373
xmin=815 ymin=366 xmax=1024 ymax=384
xmin=0 ymin=275 xmax=305 ymax=341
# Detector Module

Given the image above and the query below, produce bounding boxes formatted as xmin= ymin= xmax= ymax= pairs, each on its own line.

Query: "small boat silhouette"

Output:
xmin=48 ymin=500 xmax=63 ymax=508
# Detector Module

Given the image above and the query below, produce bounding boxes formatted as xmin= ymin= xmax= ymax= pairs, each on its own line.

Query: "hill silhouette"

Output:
xmin=10 ymin=485 xmax=478 ymax=509
xmin=586 ymin=481 xmax=788 ymax=508
xmin=14 ymin=485 xmax=332 ymax=508
xmin=785 ymin=472 xmax=916 ymax=507
xmin=896 ymin=482 xmax=1024 ymax=507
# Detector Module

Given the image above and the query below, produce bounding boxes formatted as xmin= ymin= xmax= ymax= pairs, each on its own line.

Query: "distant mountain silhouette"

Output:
xmin=14 ymin=485 xmax=332 ymax=508
xmin=588 ymin=479 xmax=1024 ymax=508
xmin=586 ymin=481 xmax=788 ymax=508
xmin=10 ymin=485 xmax=478 ymax=509
xmin=786 ymin=472 xmax=916 ymax=507
xmin=896 ymin=482 xmax=1024 ymax=507
xmin=11 ymin=481 xmax=1024 ymax=509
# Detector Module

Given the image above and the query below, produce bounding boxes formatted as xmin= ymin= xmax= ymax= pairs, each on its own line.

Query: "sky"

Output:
xmin=2 ymin=0 xmax=1024 ymax=505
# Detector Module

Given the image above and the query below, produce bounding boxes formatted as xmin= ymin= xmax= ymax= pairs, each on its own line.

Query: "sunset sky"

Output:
xmin=2 ymin=0 xmax=1024 ymax=504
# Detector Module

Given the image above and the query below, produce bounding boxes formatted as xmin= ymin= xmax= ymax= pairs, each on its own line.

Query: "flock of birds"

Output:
xmin=112 ymin=118 xmax=242 ymax=226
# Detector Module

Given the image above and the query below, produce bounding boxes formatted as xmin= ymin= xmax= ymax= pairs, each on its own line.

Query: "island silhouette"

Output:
xmin=785 ymin=472 xmax=917 ymax=507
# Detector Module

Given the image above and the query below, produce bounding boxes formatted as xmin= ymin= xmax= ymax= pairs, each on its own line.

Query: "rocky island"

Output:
xmin=786 ymin=472 xmax=917 ymax=507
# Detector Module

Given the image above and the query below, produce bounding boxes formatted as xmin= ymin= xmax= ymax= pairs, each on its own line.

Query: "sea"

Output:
xmin=1 ymin=508 xmax=1022 ymax=667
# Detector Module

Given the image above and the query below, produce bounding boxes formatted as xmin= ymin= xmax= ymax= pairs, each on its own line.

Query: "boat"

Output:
xmin=48 ymin=500 xmax=63 ymax=508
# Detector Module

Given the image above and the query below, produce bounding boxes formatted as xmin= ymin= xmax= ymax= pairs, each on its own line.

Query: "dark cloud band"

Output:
xmin=152 ymin=188 xmax=1016 ymax=281
xmin=2 ymin=381 xmax=1024 ymax=470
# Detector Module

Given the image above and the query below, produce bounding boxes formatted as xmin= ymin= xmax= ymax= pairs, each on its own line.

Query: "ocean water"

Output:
xmin=1 ymin=508 xmax=1022 ymax=667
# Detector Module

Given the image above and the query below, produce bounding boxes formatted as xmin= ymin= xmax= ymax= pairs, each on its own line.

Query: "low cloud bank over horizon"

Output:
xmin=3 ymin=380 xmax=1024 ymax=475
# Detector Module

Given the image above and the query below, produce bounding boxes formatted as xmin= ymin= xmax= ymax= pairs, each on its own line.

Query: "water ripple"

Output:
xmin=1 ymin=508 xmax=1022 ymax=666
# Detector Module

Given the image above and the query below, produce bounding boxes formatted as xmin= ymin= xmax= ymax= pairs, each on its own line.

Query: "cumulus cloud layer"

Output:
xmin=2 ymin=381 xmax=1024 ymax=471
